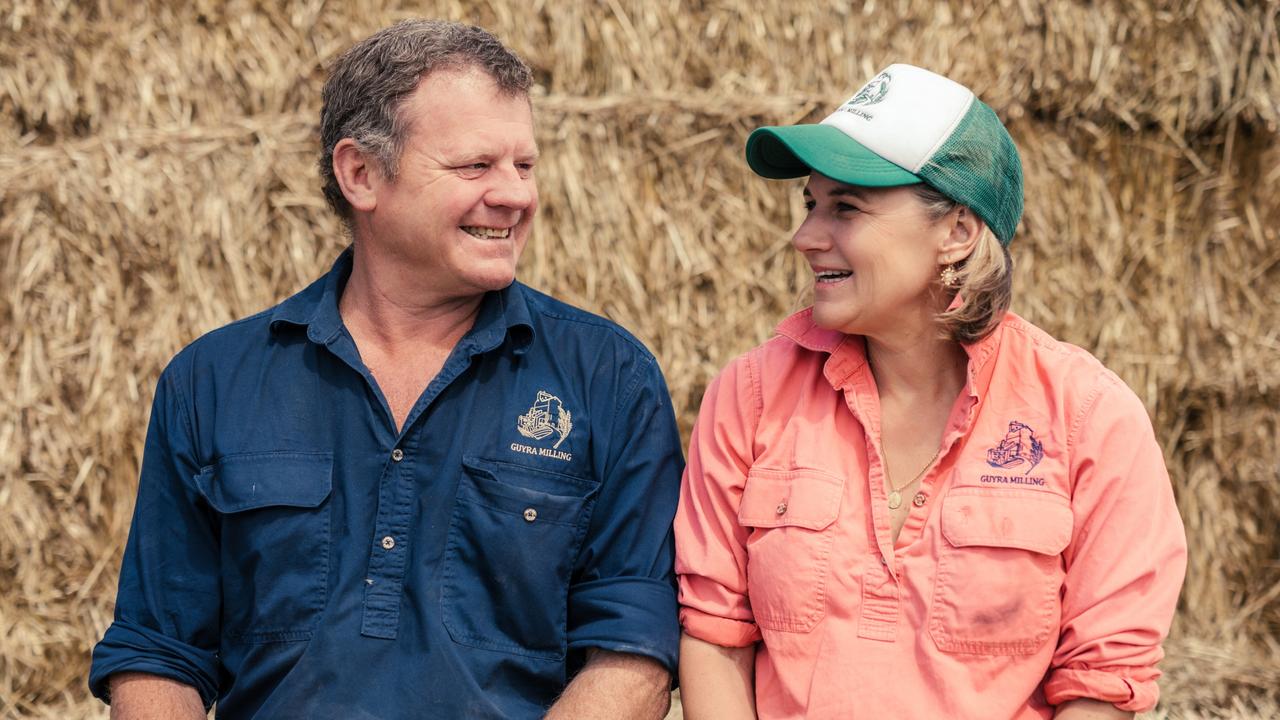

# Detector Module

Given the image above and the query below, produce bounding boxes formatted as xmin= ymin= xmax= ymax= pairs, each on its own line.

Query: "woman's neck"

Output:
xmin=863 ymin=326 xmax=969 ymax=405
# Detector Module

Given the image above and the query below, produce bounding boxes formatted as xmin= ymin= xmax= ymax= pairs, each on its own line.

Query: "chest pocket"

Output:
xmin=441 ymin=456 xmax=596 ymax=660
xmin=738 ymin=467 xmax=844 ymax=633
xmin=929 ymin=486 xmax=1073 ymax=655
xmin=194 ymin=451 xmax=333 ymax=643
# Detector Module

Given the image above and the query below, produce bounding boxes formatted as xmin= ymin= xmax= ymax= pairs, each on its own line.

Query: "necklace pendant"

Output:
xmin=887 ymin=490 xmax=902 ymax=509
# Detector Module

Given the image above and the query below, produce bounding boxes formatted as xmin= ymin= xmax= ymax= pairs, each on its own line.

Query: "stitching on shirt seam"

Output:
xmin=1066 ymin=372 xmax=1114 ymax=468
xmin=166 ymin=369 xmax=198 ymax=462
xmin=746 ymin=349 xmax=764 ymax=449
xmin=612 ymin=353 xmax=652 ymax=419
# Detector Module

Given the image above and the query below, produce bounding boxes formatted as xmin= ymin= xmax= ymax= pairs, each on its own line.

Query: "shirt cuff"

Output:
xmin=679 ymin=606 xmax=761 ymax=647
xmin=567 ymin=577 xmax=679 ymax=674
xmin=1043 ymin=666 xmax=1159 ymax=713
xmin=89 ymin=618 xmax=220 ymax=710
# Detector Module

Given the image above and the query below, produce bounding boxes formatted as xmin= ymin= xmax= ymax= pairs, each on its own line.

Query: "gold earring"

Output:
xmin=940 ymin=263 xmax=960 ymax=288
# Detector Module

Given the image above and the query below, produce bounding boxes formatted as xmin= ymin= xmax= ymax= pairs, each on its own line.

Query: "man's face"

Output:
xmin=365 ymin=67 xmax=538 ymax=298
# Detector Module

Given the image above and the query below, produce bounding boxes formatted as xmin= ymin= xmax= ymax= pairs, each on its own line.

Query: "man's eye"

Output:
xmin=836 ymin=202 xmax=860 ymax=213
xmin=803 ymin=200 xmax=816 ymax=211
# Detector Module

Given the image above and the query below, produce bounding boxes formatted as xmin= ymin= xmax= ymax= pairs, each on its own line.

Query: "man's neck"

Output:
xmin=339 ymin=242 xmax=485 ymax=354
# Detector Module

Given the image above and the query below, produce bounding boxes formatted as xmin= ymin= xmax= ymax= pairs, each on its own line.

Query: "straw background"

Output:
xmin=1 ymin=0 xmax=1278 ymax=717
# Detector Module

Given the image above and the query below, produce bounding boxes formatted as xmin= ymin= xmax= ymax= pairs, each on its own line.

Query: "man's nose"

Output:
xmin=485 ymin=165 xmax=536 ymax=209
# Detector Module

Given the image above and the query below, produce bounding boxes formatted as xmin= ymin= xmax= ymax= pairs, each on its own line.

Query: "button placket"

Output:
xmin=362 ymin=437 xmax=417 ymax=640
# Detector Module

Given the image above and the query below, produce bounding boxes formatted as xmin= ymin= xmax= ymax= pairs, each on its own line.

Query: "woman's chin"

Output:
xmin=811 ymin=305 xmax=860 ymax=335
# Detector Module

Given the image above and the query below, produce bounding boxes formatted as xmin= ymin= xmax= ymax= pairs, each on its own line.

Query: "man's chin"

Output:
xmin=470 ymin=269 xmax=518 ymax=293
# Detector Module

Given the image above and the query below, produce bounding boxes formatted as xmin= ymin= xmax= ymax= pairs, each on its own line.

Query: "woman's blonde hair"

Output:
xmin=912 ymin=183 xmax=1013 ymax=344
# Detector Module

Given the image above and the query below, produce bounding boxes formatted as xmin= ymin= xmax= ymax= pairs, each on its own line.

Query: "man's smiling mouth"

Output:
xmin=461 ymin=226 xmax=511 ymax=239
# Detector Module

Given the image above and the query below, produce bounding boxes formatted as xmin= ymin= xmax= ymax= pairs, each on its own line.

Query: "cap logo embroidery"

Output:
xmin=517 ymin=390 xmax=573 ymax=450
xmin=846 ymin=71 xmax=892 ymax=108
xmin=985 ymin=420 xmax=1044 ymax=475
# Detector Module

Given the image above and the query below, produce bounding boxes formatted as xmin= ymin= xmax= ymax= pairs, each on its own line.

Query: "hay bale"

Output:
xmin=1 ymin=1 xmax=1278 ymax=717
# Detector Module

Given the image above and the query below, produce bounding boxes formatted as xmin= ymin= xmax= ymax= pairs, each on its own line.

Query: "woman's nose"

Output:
xmin=791 ymin=217 xmax=831 ymax=254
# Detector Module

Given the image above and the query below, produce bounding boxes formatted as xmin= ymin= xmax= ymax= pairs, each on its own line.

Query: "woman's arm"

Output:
xmin=1043 ymin=377 xmax=1187 ymax=711
xmin=1054 ymin=698 xmax=1134 ymax=720
xmin=678 ymin=633 xmax=756 ymax=720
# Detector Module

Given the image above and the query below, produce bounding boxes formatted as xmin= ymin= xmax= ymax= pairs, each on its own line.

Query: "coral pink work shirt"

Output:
xmin=675 ymin=309 xmax=1187 ymax=719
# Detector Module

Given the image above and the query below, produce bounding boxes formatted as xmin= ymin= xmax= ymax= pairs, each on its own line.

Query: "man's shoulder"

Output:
xmin=164 ymin=291 xmax=311 ymax=381
xmin=514 ymin=282 xmax=655 ymax=362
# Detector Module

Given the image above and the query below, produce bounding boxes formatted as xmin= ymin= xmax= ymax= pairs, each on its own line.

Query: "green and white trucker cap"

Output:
xmin=745 ymin=63 xmax=1024 ymax=246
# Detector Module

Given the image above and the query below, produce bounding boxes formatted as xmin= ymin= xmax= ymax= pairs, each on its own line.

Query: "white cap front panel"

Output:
xmin=821 ymin=63 xmax=975 ymax=174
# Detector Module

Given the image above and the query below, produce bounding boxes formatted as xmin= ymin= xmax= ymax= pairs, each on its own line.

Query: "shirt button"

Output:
xmin=381 ymin=535 xmax=395 ymax=550
xmin=912 ymin=492 xmax=927 ymax=507
xmin=523 ymin=508 xmax=538 ymax=522
xmin=775 ymin=502 xmax=788 ymax=515
xmin=391 ymin=448 xmax=404 ymax=462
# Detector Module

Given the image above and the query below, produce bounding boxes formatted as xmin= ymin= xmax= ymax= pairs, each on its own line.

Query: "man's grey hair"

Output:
xmin=318 ymin=19 xmax=534 ymax=220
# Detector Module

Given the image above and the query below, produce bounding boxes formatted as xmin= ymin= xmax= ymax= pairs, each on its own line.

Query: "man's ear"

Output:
xmin=332 ymin=138 xmax=378 ymax=213
xmin=937 ymin=206 xmax=985 ymax=265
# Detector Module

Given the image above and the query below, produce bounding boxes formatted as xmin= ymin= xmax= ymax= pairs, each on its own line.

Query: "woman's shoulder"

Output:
xmin=992 ymin=312 xmax=1145 ymax=420
xmin=996 ymin=312 xmax=1115 ymax=380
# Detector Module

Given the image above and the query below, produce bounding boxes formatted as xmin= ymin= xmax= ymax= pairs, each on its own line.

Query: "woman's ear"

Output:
xmin=937 ymin=206 xmax=985 ymax=265
xmin=332 ymin=138 xmax=378 ymax=214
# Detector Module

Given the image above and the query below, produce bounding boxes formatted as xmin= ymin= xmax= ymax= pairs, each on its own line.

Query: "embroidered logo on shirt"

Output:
xmin=985 ymin=420 xmax=1044 ymax=475
xmin=512 ymin=390 xmax=574 ymax=461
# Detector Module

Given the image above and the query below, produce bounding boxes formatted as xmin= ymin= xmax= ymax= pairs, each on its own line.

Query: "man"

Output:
xmin=90 ymin=20 xmax=681 ymax=719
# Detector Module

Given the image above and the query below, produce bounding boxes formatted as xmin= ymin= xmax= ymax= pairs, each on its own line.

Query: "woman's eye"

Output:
xmin=803 ymin=200 xmax=816 ymax=211
xmin=836 ymin=202 xmax=859 ymax=213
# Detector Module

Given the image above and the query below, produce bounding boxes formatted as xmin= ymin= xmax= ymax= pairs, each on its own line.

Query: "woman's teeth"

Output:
xmin=815 ymin=270 xmax=852 ymax=283
xmin=461 ymin=226 xmax=510 ymax=239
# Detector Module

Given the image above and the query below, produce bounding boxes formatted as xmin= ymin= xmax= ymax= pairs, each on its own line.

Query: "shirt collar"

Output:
xmin=774 ymin=300 xmax=1005 ymax=397
xmin=269 ymin=248 xmax=535 ymax=355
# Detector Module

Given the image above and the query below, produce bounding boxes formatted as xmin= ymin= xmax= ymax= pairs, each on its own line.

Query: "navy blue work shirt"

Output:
xmin=90 ymin=250 xmax=683 ymax=718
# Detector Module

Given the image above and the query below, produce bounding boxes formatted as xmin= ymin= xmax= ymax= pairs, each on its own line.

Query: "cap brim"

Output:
xmin=746 ymin=124 xmax=922 ymax=187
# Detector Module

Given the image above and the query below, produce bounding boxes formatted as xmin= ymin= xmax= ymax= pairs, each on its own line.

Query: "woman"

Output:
xmin=674 ymin=64 xmax=1186 ymax=720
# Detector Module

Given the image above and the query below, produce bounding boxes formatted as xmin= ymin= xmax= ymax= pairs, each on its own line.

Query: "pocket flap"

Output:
xmin=941 ymin=487 xmax=1073 ymax=555
xmin=459 ymin=456 xmax=590 ymax=526
xmin=196 ymin=452 xmax=333 ymax=513
xmin=738 ymin=467 xmax=844 ymax=530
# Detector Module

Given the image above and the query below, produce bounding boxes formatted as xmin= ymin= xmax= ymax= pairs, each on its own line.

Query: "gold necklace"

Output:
xmin=886 ymin=448 xmax=941 ymax=510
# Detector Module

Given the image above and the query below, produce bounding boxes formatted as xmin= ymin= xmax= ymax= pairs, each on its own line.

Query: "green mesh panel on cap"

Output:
xmin=915 ymin=99 xmax=1024 ymax=246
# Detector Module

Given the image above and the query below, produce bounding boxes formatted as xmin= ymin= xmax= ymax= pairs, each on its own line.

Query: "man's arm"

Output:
xmin=108 ymin=673 xmax=205 ymax=720
xmin=89 ymin=364 xmax=222 ymax=708
xmin=543 ymin=649 xmax=670 ymax=720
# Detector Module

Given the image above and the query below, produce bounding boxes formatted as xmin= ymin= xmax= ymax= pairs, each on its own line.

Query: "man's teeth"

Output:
xmin=461 ymin=226 xmax=511 ymax=239
xmin=815 ymin=270 xmax=852 ymax=282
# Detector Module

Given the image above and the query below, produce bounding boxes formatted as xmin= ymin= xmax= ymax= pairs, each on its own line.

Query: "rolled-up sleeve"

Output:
xmin=1045 ymin=375 xmax=1187 ymax=712
xmin=89 ymin=362 xmax=221 ymax=708
xmin=566 ymin=354 xmax=684 ymax=673
xmin=674 ymin=354 xmax=762 ymax=648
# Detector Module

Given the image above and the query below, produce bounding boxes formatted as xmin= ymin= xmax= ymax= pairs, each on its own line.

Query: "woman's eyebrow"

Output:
xmin=829 ymin=186 xmax=869 ymax=200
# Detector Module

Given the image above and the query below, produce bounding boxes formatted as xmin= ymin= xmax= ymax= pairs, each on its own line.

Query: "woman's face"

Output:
xmin=793 ymin=173 xmax=952 ymax=337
